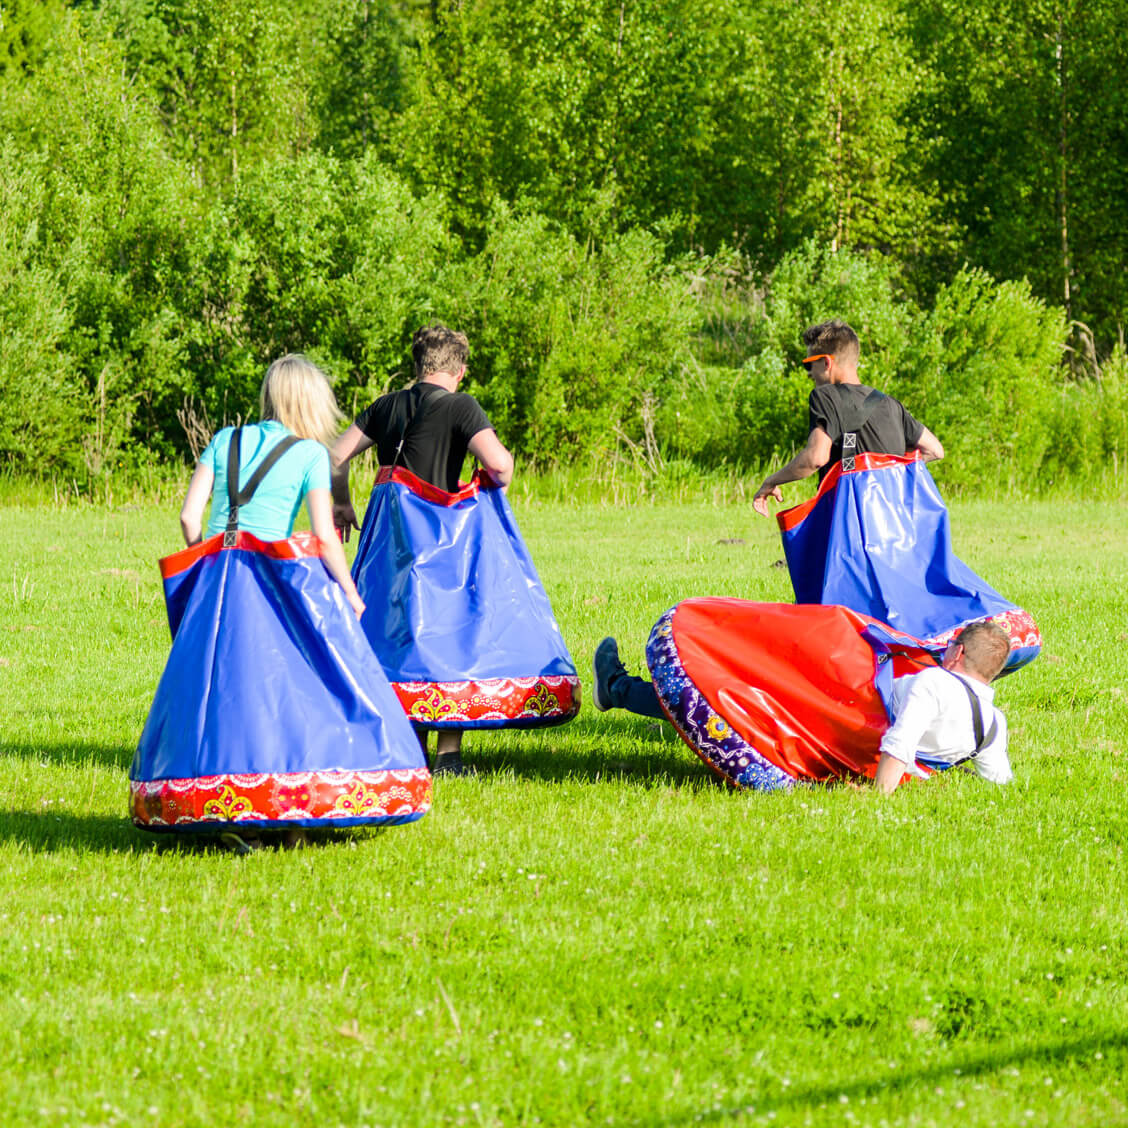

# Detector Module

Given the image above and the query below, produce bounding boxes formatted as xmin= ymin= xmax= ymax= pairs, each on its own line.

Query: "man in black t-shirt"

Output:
xmin=752 ymin=319 xmax=943 ymax=515
xmin=330 ymin=324 xmax=514 ymax=775
xmin=331 ymin=325 xmax=512 ymax=522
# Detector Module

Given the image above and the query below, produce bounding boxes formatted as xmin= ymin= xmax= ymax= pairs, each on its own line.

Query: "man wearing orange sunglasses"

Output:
xmin=752 ymin=319 xmax=943 ymax=516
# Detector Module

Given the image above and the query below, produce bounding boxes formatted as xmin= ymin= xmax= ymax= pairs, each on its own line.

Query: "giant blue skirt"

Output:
xmin=351 ymin=467 xmax=580 ymax=728
xmin=778 ymin=453 xmax=1041 ymax=673
xmin=131 ymin=532 xmax=431 ymax=831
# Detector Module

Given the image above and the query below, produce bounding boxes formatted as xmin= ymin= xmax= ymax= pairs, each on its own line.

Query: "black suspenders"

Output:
xmin=840 ymin=388 xmax=886 ymax=470
xmin=223 ymin=425 xmax=302 ymax=546
xmin=945 ymin=670 xmax=1000 ymax=766
xmin=390 ymin=385 xmax=446 ymax=472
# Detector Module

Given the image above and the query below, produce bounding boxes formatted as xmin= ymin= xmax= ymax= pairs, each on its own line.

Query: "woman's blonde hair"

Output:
xmin=259 ymin=354 xmax=344 ymax=447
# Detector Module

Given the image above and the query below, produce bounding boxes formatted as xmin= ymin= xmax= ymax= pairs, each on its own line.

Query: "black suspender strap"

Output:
xmin=840 ymin=388 xmax=887 ymax=469
xmin=223 ymin=425 xmax=302 ymax=545
xmin=945 ymin=670 xmax=999 ymax=766
xmin=390 ymin=385 xmax=446 ymax=471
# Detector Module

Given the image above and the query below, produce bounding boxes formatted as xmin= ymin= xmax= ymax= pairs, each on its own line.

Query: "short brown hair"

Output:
xmin=956 ymin=620 xmax=1011 ymax=681
xmin=412 ymin=324 xmax=469 ymax=380
xmin=802 ymin=319 xmax=860 ymax=364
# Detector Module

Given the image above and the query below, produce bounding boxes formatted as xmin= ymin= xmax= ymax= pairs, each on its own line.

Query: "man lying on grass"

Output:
xmin=592 ymin=619 xmax=1012 ymax=792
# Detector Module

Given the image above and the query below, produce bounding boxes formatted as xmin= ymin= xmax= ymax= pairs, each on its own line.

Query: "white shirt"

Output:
xmin=880 ymin=667 xmax=1011 ymax=784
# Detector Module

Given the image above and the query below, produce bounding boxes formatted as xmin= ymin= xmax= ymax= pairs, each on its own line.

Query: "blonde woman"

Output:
xmin=131 ymin=355 xmax=431 ymax=847
xmin=179 ymin=354 xmax=364 ymax=616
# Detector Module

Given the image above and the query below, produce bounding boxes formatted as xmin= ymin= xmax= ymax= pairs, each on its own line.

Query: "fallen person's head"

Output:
xmin=802 ymin=319 xmax=860 ymax=367
xmin=954 ymin=620 xmax=1011 ymax=682
xmin=412 ymin=324 xmax=470 ymax=381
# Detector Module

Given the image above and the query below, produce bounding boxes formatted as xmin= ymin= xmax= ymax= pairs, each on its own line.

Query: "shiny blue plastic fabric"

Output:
xmin=352 ymin=476 xmax=577 ymax=685
xmin=781 ymin=456 xmax=1017 ymax=641
xmin=132 ymin=539 xmax=426 ymax=825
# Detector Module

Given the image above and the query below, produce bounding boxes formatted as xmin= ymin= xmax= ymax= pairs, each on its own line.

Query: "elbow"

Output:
xmin=918 ymin=432 xmax=944 ymax=462
xmin=329 ymin=446 xmax=348 ymax=480
xmin=488 ymin=453 xmax=515 ymax=487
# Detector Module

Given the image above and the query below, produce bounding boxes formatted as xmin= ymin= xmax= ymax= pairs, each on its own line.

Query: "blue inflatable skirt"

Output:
xmin=131 ymin=532 xmax=431 ymax=831
xmin=352 ymin=467 xmax=580 ymax=728
xmin=778 ymin=453 xmax=1041 ymax=673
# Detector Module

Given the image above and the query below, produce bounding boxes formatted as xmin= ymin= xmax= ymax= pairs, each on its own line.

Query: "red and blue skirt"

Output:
xmin=647 ymin=599 xmax=946 ymax=791
xmin=778 ymin=453 xmax=1040 ymax=673
xmin=131 ymin=532 xmax=431 ymax=831
xmin=351 ymin=467 xmax=580 ymax=729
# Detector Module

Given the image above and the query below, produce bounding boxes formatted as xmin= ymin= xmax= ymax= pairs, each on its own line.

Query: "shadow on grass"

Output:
xmin=0 ymin=809 xmax=147 ymax=854
xmin=0 ymin=740 xmax=134 ymax=771
xmin=670 ymin=1029 xmax=1128 ymax=1125
xmin=465 ymin=714 xmax=721 ymax=790
xmin=0 ymin=808 xmax=391 ymax=856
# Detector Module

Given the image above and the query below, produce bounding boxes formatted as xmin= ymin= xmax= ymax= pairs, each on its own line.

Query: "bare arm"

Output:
xmin=330 ymin=424 xmax=374 ymax=543
xmin=874 ymin=674 xmax=942 ymax=794
xmin=468 ymin=427 xmax=514 ymax=488
xmin=874 ymin=753 xmax=909 ymax=795
xmin=752 ymin=428 xmax=832 ymax=516
xmin=179 ymin=462 xmax=215 ymax=546
xmin=307 ymin=488 xmax=365 ymax=618
xmin=914 ymin=426 xmax=944 ymax=463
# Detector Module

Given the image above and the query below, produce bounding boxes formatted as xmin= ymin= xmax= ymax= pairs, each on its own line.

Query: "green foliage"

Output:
xmin=901 ymin=269 xmax=1067 ymax=489
xmin=665 ymin=242 xmax=920 ymax=468
xmin=0 ymin=146 xmax=85 ymax=468
xmin=0 ymin=14 xmax=198 ymax=470
xmin=442 ymin=212 xmax=696 ymax=463
xmin=99 ymin=0 xmax=320 ymax=188
xmin=1041 ymin=346 xmax=1128 ymax=486
xmin=176 ymin=151 xmax=451 ymax=430
xmin=311 ymin=0 xmax=413 ymax=160
xmin=0 ymin=0 xmax=1126 ymax=485
xmin=0 ymin=0 xmax=63 ymax=76
xmin=905 ymin=0 xmax=1128 ymax=339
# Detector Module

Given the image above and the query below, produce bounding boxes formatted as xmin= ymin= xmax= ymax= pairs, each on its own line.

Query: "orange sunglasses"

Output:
xmin=801 ymin=353 xmax=831 ymax=372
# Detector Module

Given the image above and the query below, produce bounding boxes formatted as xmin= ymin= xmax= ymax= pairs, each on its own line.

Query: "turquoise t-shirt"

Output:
xmin=200 ymin=421 xmax=330 ymax=541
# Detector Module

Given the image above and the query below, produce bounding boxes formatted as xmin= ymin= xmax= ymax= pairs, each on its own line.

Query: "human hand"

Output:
xmin=333 ymin=502 xmax=359 ymax=543
xmin=348 ymin=592 xmax=366 ymax=619
xmin=752 ymin=483 xmax=782 ymax=517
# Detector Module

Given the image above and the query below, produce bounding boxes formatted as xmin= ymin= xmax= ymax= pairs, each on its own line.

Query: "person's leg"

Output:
xmin=432 ymin=729 xmax=470 ymax=775
xmin=592 ymin=637 xmax=665 ymax=719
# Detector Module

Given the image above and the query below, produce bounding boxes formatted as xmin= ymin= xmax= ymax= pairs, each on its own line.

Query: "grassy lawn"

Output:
xmin=0 ymin=490 xmax=1126 ymax=1127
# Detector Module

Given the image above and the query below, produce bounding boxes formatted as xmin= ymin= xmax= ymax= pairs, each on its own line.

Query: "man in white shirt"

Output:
xmin=875 ymin=620 xmax=1012 ymax=793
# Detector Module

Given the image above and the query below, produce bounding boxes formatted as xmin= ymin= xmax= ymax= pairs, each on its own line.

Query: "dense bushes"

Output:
xmin=0 ymin=147 xmax=84 ymax=468
xmin=655 ymin=243 xmax=1097 ymax=491
xmin=1 ymin=10 xmax=1126 ymax=491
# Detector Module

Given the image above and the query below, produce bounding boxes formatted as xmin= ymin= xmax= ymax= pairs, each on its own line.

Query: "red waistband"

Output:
xmin=776 ymin=452 xmax=923 ymax=533
xmin=159 ymin=530 xmax=323 ymax=579
xmin=374 ymin=465 xmax=497 ymax=506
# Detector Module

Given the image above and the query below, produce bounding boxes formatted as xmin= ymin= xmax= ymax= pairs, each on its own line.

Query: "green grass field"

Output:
xmin=1 ymin=491 xmax=1126 ymax=1127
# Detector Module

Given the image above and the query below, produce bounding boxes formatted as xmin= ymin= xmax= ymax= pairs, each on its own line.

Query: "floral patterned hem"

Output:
xmin=645 ymin=608 xmax=795 ymax=792
xmin=131 ymin=768 xmax=432 ymax=829
xmin=924 ymin=607 xmax=1042 ymax=667
xmin=393 ymin=674 xmax=581 ymax=728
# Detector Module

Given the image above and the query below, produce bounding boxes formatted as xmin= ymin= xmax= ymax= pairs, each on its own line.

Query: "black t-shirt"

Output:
xmin=808 ymin=383 xmax=924 ymax=480
xmin=354 ymin=383 xmax=493 ymax=492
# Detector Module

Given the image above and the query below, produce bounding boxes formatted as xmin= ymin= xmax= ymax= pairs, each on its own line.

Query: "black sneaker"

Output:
xmin=592 ymin=636 xmax=627 ymax=712
xmin=432 ymin=752 xmax=474 ymax=776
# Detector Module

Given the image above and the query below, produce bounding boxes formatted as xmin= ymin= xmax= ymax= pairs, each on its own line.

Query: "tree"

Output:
xmin=906 ymin=0 xmax=1128 ymax=351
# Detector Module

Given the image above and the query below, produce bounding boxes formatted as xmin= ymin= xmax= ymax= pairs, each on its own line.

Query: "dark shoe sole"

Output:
xmin=592 ymin=636 xmax=621 ymax=712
